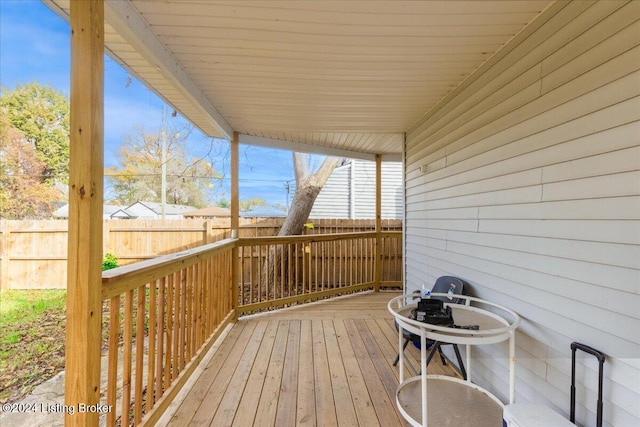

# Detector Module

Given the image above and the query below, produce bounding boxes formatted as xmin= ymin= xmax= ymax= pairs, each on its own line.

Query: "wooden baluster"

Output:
xmin=155 ymin=278 xmax=165 ymax=401
xmin=248 ymin=246 xmax=253 ymax=305
xmin=134 ymin=285 xmax=145 ymax=424
xmin=165 ymin=273 xmax=174 ymax=389
xmin=185 ymin=266 xmax=193 ymax=362
xmin=179 ymin=269 xmax=187 ymax=371
xmin=195 ymin=262 xmax=202 ymax=350
xmin=258 ymin=245 xmax=263 ymax=303
xmin=106 ymin=295 xmax=120 ymax=427
xmin=287 ymin=243 xmax=293 ymax=298
xmin=147 ymin=280 xmax=157 ymax=413
xmin=121 ymin=289 xmax=134 ymax=427
xmin=239 ymin=246 xmax=244 ymax=307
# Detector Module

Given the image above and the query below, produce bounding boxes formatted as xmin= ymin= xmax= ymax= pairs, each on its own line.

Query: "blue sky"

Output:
xmin=0 ymin=0 xmax=297 ymax=207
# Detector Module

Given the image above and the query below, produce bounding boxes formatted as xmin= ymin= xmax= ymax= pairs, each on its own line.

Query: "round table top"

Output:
xmin=388 ymin=293 xmax=520 ymax=345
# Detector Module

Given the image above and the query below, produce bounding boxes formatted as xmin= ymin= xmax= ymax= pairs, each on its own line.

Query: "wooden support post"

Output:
xmin=65 ymin=1 xmax=104 ymax=426
xmin=375 ymin=154 xmax=382 ymax=292
xmin=231 ymin=132 xmax=239 ymax=320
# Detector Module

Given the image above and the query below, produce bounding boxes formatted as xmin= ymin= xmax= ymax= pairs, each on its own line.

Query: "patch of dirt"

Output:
xmin=0 ymin=302 xmax=115 ymax=404
xmin=0 ymin=310 xmax=66 ymax=404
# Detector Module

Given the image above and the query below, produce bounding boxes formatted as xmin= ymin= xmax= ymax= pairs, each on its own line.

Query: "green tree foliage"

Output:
xmin=239 ymin=197 xmax=268 ymax=212
xmin=0 ymin=115 xmax=62 ymax=219
xmin=0 ymin=83 xmax=70 ymax=185
xmin=106 ymin=126 xmax=219 ymax=208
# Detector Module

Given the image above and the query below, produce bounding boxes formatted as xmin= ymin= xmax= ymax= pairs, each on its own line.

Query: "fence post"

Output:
xmin=204 ymin=220 xmax=214 ymax=244
xmin=1 ymin=221 xmax=11 ymax=290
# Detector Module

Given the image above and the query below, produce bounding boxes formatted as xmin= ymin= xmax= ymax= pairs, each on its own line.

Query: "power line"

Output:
xmin=8 ymin=172 xmax=291 ymax=183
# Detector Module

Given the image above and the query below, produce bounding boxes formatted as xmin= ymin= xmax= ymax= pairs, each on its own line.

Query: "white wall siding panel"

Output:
xmin=309 ymin=163 xmax=350 ymax=218
xmin=311 ymin=160 xmax=403 ymax=219
xmin=353 ymin=160 xmax=376 ymax=218
xmin=404 ymin=2 xmax=640 ymax=426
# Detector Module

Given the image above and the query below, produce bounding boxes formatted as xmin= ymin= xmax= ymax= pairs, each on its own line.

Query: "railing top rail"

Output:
xmin=238 ymin=230 xmax=401 ymax=246
xmin=101 ymin=229 xmax=403 ymax=299
xmin=102 ymin=238 xmax=237 ymax=300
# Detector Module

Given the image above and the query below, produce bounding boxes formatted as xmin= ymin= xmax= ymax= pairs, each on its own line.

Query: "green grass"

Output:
xmin=0 ymin=290 xmax=66 ymax=325
xmin=0 ymin=287 xmax=151 ymax=403
xmin=0 ymin=290 xmax=67 ymax=403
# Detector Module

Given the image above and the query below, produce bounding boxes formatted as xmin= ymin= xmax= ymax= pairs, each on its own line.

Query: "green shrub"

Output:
xmin=102 ymin=253 xmax=118 ymax=271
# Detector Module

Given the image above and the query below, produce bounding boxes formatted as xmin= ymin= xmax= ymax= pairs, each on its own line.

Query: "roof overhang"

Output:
xmin=44 ymin=0 xmax=555 ymax=159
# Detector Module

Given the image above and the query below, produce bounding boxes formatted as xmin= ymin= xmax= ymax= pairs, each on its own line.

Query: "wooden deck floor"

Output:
xmin=161 ymin=291 xmax=457 ymax=427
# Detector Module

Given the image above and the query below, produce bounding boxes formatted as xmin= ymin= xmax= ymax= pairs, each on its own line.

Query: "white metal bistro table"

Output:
xmin=388 ymin=293 xmax=520 ymax=427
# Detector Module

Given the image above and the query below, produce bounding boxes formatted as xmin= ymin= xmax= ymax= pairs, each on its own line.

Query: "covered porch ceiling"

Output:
xmin=45 ymin=0 xmax=554 ymax=161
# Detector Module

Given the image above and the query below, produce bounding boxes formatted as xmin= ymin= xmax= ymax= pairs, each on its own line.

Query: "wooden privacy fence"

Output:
xmin=0 ymin=218 xmax=401 ymax=290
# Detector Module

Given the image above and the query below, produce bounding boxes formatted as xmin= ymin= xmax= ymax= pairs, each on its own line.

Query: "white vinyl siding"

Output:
xmin=310 ymin=160 xmax=403 ymax=219
xmin=308 ymin=163 xmax=351 ymax=218
xmin=404 ymin=2 xmax=640 ymax=427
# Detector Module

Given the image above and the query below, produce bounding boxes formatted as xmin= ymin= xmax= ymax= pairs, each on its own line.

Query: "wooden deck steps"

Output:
xmin=162 ymin=291 xmax=458 ymax=426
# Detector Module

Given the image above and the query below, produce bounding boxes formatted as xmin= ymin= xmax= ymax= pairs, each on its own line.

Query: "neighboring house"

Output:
xmin=241 ymin=206 xmax=287 ymax=218
xmin=53 ymin=204 xmax=137 ymax=220
xmin=125 ymin=201 xmax=196 ymax=219
xmin=309 ymin=159 xmax=402 ymax=219
xmin=109 ymin=208 xmax=138 ymax=220
xmin=182 ymin=206 xmax=231 ymax=219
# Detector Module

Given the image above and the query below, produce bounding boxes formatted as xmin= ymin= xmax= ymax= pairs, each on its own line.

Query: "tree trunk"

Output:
xmin=279 ymin=153 xmax=340 ymax=236
xmin=262 ymin=153 xmax=340 ymax=299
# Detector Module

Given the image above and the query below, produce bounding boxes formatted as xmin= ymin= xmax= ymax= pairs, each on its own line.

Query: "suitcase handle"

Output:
xmin=570 ymin=342 xmax=605 ymax=427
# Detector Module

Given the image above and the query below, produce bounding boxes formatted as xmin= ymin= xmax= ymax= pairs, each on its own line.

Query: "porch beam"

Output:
xmin=375 ymin=154 xmax=382 ymax=292
xmin=103 ymin=1 xmax=233 ymax=140
xmin=239 ymin=134 xmax=402 ymax=162
xmin=65 ymin=0 xmax=104 ymax=426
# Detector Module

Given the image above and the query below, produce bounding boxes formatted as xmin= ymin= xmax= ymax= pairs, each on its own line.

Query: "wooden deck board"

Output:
xmin=211 ymin=321 xmax=268 ymax=427
xmin=296 ymin=319 xmax=316 ymax=426
xmin=333 ymin=320 xmax=381 ymax=427
xmin=231 ymin=320 xmax=279 ymax=427
xmin=165 ymin=322 xmax=247 ymax=427
xmin=344 ymin=318 xmax=405 ymax=427
xmin=323 ymin=319 xmax=359 ymax=427
xmin=312 ymin=319 xmax=337 ymax=427
xmin=255 ymin=320 xmax=289 ymax=426
xmin=163 ymin=291 xmax=459 ymax=426
xmin=189 ymin=322 xmax=258 ymax=426
xmin=275 ymin=320 xmax=301 ymax=427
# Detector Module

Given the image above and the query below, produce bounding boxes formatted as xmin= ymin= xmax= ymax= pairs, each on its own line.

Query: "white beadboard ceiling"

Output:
xmin=45 ymin=0 xmax=554 ymax=160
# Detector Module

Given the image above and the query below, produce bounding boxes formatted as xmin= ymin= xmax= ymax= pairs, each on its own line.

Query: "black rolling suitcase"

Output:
xmin=503 ymin=342 xmax=606 ymax=427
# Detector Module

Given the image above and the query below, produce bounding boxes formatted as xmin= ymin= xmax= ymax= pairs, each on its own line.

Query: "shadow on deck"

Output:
xmin=160 ymin=290 xmax=458 ymax=427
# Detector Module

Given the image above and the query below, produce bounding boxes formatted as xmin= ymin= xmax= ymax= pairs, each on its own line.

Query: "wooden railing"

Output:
xmin=101 ymin=239 xmax=237 ymax=427
xmin=237 ymin=231 xmax=402 ymax=314
xmin=98 ymin=230 xmax=402 ymax=426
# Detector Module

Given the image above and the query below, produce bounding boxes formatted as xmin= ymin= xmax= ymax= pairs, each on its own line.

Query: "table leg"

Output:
xmin=466 ymin=343 xmax=471 ymax=382
xmin=509 ymin=330 xmax=516 ymax=403
xmin=399 ymin=325 xmax=404 ymax=383
xmin=421 ymin=333 xmax=428 ymax=427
